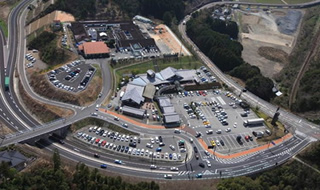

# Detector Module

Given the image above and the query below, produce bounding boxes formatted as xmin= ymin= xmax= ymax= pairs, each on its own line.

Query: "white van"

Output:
xmin=164 ymin=174 xmax=172 ymax=179
xmin=93 ymin=126 xmax=98 ymax=132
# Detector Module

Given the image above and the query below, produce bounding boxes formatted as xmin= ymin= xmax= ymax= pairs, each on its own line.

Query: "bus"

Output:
xmin=5 ymin=77 xmax=9 ymax=91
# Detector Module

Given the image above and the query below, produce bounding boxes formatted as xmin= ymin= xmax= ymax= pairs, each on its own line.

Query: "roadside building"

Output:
xmin=78 ymin=41 xmax=110 ymax=58
xmin=122 ymin=106 xmax=146 ymax=119
xmin=162 ymin=106 xmax=175 ymax=114
xmin=163 ymin=113 xmax=180 ymax=127
xmin=121 ymin=84 xmax=145 ymax=107
xmin=0 ymin=150 xmax=28 ymax=170
xmin=143 ymin=83 xmax=156 ymax=101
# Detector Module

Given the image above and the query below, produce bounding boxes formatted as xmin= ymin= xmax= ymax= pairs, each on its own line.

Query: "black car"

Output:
xmin=252 ymin=131 xmax=257 ymax=137
xmin=220 ymin=140 xmax=225 ymax=146
xmin=115 ymin=106 xmax=120 ymax=111
xmin=94 ymin=153 xmax=100 ymax=158
xmin=117 ymin=145 xmax=121 ymax=151
xmin=125 ymin=146 xmax=129 ymax=153
xmin=199 ymin=163 xmax=205 ymax=168
xmin=194 ymin=146 xmax=198 ymax=153
xmin=121 ymin=145 xmax=125 ymax=152
xmin=129 ymin=142 xmax=136 ymax=148
xmin=240 ymin=113 xmax=248 ymax=117
xmin=159 ymin=136 xmax=163 ymax=142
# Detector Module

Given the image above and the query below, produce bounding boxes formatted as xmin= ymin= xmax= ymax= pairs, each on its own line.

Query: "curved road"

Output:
xmin=0 ymin=0 xmax=319 ymax=180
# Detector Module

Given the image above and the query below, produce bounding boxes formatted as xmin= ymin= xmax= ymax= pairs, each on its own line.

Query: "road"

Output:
xmin=178 ymin=6 xmax=320 ymax=141
xmin=0 ymin=0 xmax=319 ymax=180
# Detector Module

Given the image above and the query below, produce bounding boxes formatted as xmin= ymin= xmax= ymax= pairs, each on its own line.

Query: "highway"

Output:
xmin=0 ymin=0 xmax=319 ymax=180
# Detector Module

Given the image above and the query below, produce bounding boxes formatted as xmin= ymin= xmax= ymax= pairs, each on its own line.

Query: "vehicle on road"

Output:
xmin=164 ymin=174 xmax=172 ymax=179
xmin=100 ymin=164 xmax=107 ymax=169
xmin=94 ymin=153 xmax=100 ymax=158
xmin=150 ymin=165 xmax=157 ymax=169
xmin=114 ymin=160 xmax=122 ymax=164
xmin=5 ymin=77 xmax=9 ymax=91
xmin=170 ymin=167 xmax=179 ymax=171
xmin=195 ymin=173 xmax=203 ymax=178
xmin=206 ymin=160 xmax=211 ymax=167
xmin=199 ymin=162 xmax=205 ymax=168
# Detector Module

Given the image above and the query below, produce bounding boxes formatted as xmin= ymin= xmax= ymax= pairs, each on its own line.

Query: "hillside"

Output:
xmin=274 ymin=5 xmax=320 ymax=122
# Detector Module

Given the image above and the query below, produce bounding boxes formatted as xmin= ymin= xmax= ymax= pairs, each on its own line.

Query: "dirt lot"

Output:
xmin=0 ymin=121 xmax=14 ymax=136
xmin=237 ymin=9 xmax=303 ymax=79
xmin=28 ymin=10 xmax=75 ymax=35
xmin=149 ymin=24 xmax=191 ymax=56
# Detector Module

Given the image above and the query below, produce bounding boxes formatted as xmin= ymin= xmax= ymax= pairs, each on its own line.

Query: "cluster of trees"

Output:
xmin=186 ymin=11 xmax=275 ymax=101
xmin=28 ymin=31 xmax=67 ymax=65
xmin=0 ymin=149 xmax=159 ymax=190
xmin=291 ymin=67 xmax=320 ymax=113
xmin=115 ymin=0 xmax=185 ymax=23
xmin=217 ymin=142 xmax=320 ymax=190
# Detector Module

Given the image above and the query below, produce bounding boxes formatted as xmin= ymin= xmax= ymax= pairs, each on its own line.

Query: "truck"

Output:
xmin=5 ymin=77 xmax=9 ymax=91
xmin=243 ymin=118 xmax=264 ymax=127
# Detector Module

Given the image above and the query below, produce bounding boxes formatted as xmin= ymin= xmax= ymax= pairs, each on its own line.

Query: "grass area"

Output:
xmin=252 ymin=108 xmax=286 ymax=142
xmin=0 ymin=19 xmax=8 ymax=37
xmin=285 ymin=0 xmax=316 ymax=4
xmin=115 ymin=56 xmax=203 ymax=87
xmin=71 ymin=117 xmax=138 ymax=135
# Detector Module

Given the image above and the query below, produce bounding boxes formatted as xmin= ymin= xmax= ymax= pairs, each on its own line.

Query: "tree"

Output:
xmin=163 ymin=11 xmax=172 ymax=26
xmin=53 ymin=148 xmax=61 ymax=171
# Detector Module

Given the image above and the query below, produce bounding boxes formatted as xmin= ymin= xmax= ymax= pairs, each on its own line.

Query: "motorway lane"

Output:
xmin=0 ymin=25 xmax=30 ymax=132
xmin=3 ymin=0 xmax=40 ymax=129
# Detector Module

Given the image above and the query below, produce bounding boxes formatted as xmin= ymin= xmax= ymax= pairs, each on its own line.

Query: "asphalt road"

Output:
xmin=1 ymin=0 xmax=320 ymax=180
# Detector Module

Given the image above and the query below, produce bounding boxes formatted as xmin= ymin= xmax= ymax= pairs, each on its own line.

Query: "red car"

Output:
xmin=95 ymin=138 xmax=100 ymax=144
xmin=245 ymin=136 xmax=250 ymax=141
xmin=101 ymin=140 xmax=107 ymax=146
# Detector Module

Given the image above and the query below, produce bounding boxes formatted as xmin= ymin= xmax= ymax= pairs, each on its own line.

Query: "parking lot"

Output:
xmin=47 ymin=60 xmax=96 ymax=93
xmin=169 ymin=90 xmax=268 ymax=154
xmin=75 ymin=126 xmax=189 ymax=162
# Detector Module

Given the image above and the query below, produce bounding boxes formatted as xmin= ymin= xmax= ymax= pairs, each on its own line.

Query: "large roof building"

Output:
xmin=78 ymin=41 xmax=110 ymax=58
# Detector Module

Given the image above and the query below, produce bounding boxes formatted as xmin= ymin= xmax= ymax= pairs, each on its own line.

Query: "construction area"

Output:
xmin=236 ymin=9 xmax=303 ymax=79
xmin=27 ymin=10 xmax=75 ymax=35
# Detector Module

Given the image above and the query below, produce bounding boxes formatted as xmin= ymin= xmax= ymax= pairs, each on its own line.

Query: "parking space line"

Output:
xmin=224 ymin=135 xmax=239 ymax=149
xmin=216 ymin=96 xmax=226 ymax=105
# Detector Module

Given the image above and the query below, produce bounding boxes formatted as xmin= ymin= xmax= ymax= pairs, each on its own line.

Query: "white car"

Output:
xmin=169 ymin=145 xmax=175 ymax=151
xmin=150 ymin=165 xmax=157 ymax=169
xmin=206 ymin=160 xmax=211 ymax=167
xmin=225 ymin=128 xmax=231 ymax=132
xmin=170 ymin=167 xmax=179 ymax=171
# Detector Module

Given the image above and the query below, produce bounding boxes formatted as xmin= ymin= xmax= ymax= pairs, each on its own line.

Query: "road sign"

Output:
xmin=271 ymin=141 xmax=276 ymax=146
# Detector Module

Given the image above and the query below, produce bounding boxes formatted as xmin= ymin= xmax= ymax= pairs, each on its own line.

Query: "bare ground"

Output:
xmin=237 ymin=9 xmax=303 ymax=79
xmin=0 ymin=121 xmax=14 ymax=136
xmin=18 ymin=80 xmax=74 ymax=123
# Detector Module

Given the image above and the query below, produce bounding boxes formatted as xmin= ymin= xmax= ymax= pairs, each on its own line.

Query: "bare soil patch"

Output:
xmin=18 ymin=81 xmax=74 ymax=123
xmin=0 ymin=122 xmax=14 ymax=136
xmin=258 ymin=46 xmax=289 ymax=64
xmin=237 ymin=9 xmax=303 ymax=79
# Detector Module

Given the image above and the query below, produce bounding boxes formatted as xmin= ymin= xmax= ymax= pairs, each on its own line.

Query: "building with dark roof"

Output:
xmin=122 ymin=84 xmax=145 ymax=107
xmin=78 ymin=42 xmax=110 ymax=58
xmin=163 ymin=113 xmax=180 ymax=127
xmin=0 ymin=150 xmax=28 ymax=170
xmin=122 ymin=106 xmax=146 ymax=119
xmin=70 ymin=20 xmax=158 ymax=54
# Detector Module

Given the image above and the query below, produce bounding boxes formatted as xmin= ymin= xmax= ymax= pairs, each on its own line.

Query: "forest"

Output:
xmin=0 ymin=149 xmax=159 ymax=190
xmin=186 ymin=9 xmax=275 ymax=101
xmin=28 ymin=31 xmax=67 ymax=65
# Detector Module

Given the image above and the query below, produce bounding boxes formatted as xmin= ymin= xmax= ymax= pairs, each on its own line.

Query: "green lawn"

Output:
xmin=115 ymin=56 xmax=203 ymax=87
xmin=0 ymin=19 xmax=8 ymax=37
